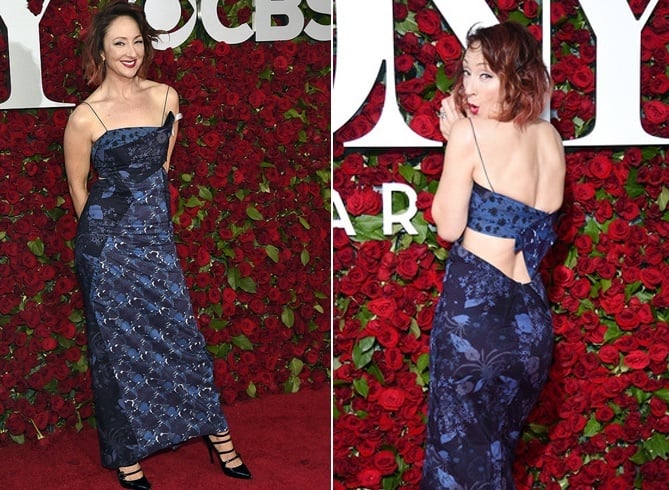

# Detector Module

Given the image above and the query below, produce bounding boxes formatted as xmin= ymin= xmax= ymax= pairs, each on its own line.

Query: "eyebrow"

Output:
xmin=112 ymin=35 xmax=143 ymax=41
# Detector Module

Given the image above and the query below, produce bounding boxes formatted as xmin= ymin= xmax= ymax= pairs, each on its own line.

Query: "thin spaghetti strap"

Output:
xmin=161 ymin=86 xmax=170 ymax=123
xmin=82 ymin=101 xmax=108 ymax=131
xmin=468 ymin=118 xmax=495 ymax=192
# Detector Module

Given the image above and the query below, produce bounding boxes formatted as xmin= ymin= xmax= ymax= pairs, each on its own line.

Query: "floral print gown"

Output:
xmin=74 ymin=105 xmax=228 ymax=468
xmin=422 ymin=147 xmax=559 ymax=488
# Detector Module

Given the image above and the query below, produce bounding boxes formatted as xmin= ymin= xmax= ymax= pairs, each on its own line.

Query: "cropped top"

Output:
xmin=465 ymin=119 xmax=558 ymax=277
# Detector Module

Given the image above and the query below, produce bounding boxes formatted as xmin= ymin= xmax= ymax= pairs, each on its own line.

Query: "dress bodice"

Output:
xmin=91 ymin=111 xmax=174 ymax=182
xmin=467 ymin=182 xmax=557 ymax=277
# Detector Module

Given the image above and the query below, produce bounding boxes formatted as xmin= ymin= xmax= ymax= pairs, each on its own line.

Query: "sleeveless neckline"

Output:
xmin=92 ymin=111 xmax=175 ymax=150
xmin=472 ymin=181 xmax=556 ymax=216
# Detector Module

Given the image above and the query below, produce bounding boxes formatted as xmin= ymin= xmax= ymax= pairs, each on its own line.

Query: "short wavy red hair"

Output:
xmin=452 ymin=22 xmax=552 ymax=126
xmin=81 ymin=0 xmax=163 ymax=86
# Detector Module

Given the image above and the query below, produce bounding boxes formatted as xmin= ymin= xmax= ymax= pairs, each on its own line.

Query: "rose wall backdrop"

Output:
xmin=0 ymin=1 xmax=330 ymax=445
xmin=334 ymin=1 xmax=668 ymax=489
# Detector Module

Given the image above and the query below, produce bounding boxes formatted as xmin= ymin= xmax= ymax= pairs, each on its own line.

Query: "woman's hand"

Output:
xmin=437 ymin=95 xmax=465 ymax=140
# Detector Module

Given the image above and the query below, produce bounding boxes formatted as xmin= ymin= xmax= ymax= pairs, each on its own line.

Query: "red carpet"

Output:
xmin=0 ymin=387 xmax=331 ymax=489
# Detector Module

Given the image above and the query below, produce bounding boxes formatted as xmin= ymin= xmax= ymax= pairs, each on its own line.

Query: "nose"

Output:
xmin=463 ymin=78 xmax=475 ymax=97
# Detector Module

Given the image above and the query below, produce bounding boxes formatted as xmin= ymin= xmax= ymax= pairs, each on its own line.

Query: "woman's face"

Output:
xmin=461 ymin=43 xmax=502 ymax=119
xmin=101 ymin=15 xmax=144 ymax=80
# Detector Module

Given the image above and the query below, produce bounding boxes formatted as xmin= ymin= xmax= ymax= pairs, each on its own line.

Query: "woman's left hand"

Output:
xmin=437 ymin=95 xmax=465 ymax=140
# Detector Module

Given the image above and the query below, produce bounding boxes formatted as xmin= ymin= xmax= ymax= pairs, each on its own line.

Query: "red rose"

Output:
xmin=435 ymin=35 xmax=462 ymax=63
xmin=420 ymin=153 xmax=443 ymax=177
xmin=598 ymin=345 xmax=620 ymax=364
xmin=345 ymin=189 xmax=381 ymax=216
xmin=373 ymin=450 xmax=398 ymax=474
xmin=409 ymin=113 xmax=438 ymax=139
xmin=357 ymin=468 xmax=381 ymax=488
xmin=624 ymin=350 xmax=650 ymax=370
xmin=6 ymin=413 xmax=26 ymax=435
xmin=588 ymin=154 xmax=613 ymax=179
xmin=414 ymin=9 xmax=441 ymax=36
xmin=614 ymin=309 xmax=639 ymax=331
xmin=522 ymin=0 xmax=540 ymax=18
xmin=570 ymin=64 xmax=595 ymax=93
xmin=384 ymin=348 xmax=404 ymax=371
xmin=648 ymin=343 xmax=668 ymax=363
xmin=367 ymin=298 xmax=397 ymax=319
xmin=643 ymin=100 xmax=669 ymax=124
xmin=376 ymin=324 xmax=399 ymax=348
xmin=377 ymin=387 xmax=406 ymax=411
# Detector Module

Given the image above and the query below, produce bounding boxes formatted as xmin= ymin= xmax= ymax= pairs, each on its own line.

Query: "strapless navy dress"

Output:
xmin=74 ymin=108 xmax=228 ymax=468
xmin=422 ymin=122 xmax=559 ymax=489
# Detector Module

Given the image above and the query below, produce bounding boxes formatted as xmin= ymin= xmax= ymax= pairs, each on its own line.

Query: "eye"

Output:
xmin=114 ymin=41 xmax=124 ymax=46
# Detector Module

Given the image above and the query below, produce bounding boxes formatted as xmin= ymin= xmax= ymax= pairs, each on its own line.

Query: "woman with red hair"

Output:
xmin=423 ymin=21 xmax=565 ymax=489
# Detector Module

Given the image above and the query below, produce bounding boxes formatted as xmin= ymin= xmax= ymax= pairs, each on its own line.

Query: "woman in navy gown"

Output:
xmin=422 ymin=22 xmax=565 ymax=489
xmin=64 ymin=2 xmax=251 ymax=488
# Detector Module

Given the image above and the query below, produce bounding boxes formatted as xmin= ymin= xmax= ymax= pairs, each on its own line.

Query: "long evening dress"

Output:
xmin=74 ymin=95 xmax=228 ymax=468
xmin=421 ymin=121 xmax=558 ymax=489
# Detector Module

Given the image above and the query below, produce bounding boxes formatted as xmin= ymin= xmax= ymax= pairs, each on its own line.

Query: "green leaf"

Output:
xmin=246 ymin=206 xmax=263 ymax=220
xmin=198 ymin=186 xmax=213 ymax=201
xmin=27 ymin=239 xmax=45 ymax=257
xmin=209 ymin=318 xmax=228 ymax=331
xmin=644 ymin=432 xmax=669 ymax=459
xmin=246 ymin=381 xmax=257 ymax=398
xmin=603 ymin=322 xmax=623 ymax=343
xmin=239 ymin=277 xmax=256 ymax=293
xmin=284 ymin=375 xmax=300 ymax=393
xmin=183 ymin=195 xmax=204 ymax=208
xmin=289 ymin=358 xmax=304 ymax=376
xmin=583 ymin=415 xmax=602 ymax=437
xmin=227 ymin=267 xmax=240 ymax=290
xmin=353 ymin=377 xmax=369 ymax=398
xmin=9 ymin=433 xmax=25 ymax=444
xmin=416 ymin=353 xmax=429 ymax=373
xmin=435 ymin=64 xmax=453 ymax=93
xmin=298 ymin=216 xmax=311 ymax=229
xmin=658 ymin=186 xmax=669 ymax=211
xmin=629 ymin=447 xmax=649 ymax=465
xmin=281 ymin=307 xmax=295 ymax=328
xmin=352 ymin=336 xmax=376 ymax=369
xmin=349 ymin=215 xmax=386 ymax=241
xmin=265 ymin=245 xmax=280 ymax=263
xmin=625 ymin=168 xmax=645 ymax=198
xmin=300 ymin=249 xmax=310 ymax=265
xmin=231 ymin=334 xmax=253 ymax=351
xmin=654 ymin=388 xmax=669 ymax=403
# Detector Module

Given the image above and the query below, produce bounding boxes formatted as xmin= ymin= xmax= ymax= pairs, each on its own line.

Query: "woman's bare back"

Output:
xmin=461 ymin=118 xmax=565 ymax=283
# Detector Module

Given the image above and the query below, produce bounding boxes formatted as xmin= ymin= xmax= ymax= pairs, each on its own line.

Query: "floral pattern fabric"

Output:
xmin=422 ymin=219 xmax=555 ymax=488
xmin=75 ymin=112 xmax=228 ymax=468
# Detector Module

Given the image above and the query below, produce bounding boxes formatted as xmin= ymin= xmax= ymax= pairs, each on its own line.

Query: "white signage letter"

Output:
xmin=304 ymin=0 xmax=331 ymax=41
xmin=567 ymin=0 xmax=666 ymax=146
xmin=383 ymin=183 xmax=418 ymax=235
xmin=334 ymin=0 xmax=497 ymax=148
xmin=332 ymin=190 xmax=355 ymax=236
xmin=199 ymin=0 xmax=253 ymax=44
xmin=0 ymin=0 xmax=72 ymax=109
xmin=142 ymin=0 xmax=199 ymax=50
xmin=255 ymin=0 xmax=304 ymax=42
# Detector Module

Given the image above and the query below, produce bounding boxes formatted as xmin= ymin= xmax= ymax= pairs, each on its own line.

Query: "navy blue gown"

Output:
xmin=74 ymin=105 xmax=228 ymax=468
xmin=422 ymin=126 xmax=558 ymax=489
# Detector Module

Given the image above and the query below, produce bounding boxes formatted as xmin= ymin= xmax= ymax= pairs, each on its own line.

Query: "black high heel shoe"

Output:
xmin=117 ymin=466 xmax=151 ymax=490
xmin=203 ymin=432 xmax=252 ymax=479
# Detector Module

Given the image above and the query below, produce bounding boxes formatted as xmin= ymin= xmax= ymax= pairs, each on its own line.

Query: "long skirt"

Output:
xmin=421 ymin=242 xmax=554 ymax=489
